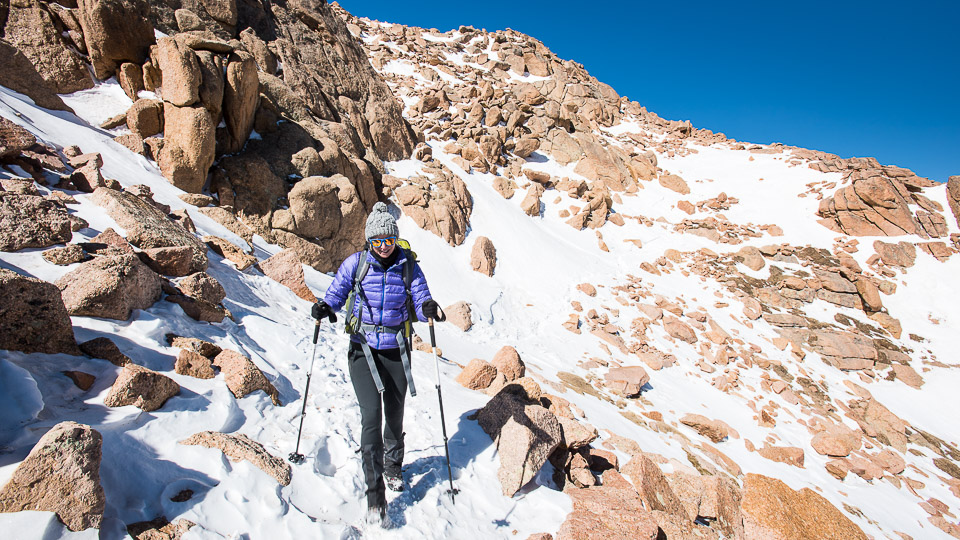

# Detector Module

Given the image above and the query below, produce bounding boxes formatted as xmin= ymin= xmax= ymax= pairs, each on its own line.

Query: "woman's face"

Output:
xmin=370 ymin=234 xmax=396 ymax=258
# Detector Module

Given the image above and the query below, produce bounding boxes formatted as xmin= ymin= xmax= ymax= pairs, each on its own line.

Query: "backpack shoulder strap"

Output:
xmin=344 ymin=251 xmax=371 ymax=334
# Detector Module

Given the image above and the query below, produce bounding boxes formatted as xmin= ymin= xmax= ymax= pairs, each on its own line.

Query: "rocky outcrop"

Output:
xmin=557 ymin=471 xmax=659 ymax=540
xmin=103 ymin=363 xmax=180 ymax=411
xmin=212 ymin=350 xmax=280 ymax=405
xmin=817 ymin=174 xmax=945 ymax=238
xmin=0 ymin=40 xmax=73 ymax=112
xmin=259 ymin=249 xmax=317 ymax=302
xmin=222 ymin=51 xmax=259 ymax=154
xmin=394 ymin=172 xmax=473 ymax=246
xmin=0 ymin=422 xmax=105 ymax=531
xmin=3 ymin=0 xmax=93 ymax=94
xmin=948 ymin=176 xmax=960 ymax=228
xmin=91 ymin=188 xmax=208 ymax=273
xmin=477 ymin=388 xmax=562 ymax=497
xmin=77 ymin=0 xmax=155 ymax=80
xmin=0 ymin=192 xmax=72 ymax=251
xmin=55 ymin=254 xmax=162 ymax=320
xmin=740 ymin=473 xmax=867 ymax=539
xmin=0 ymin=268 xmax=79 ymax=355
xmin=471 ymin=236 xmax=497 ymax=276
xmin=180 ymin=431 xmax=291 ymax=486
xmin=621 ymin=454 xmax=687 ymax=516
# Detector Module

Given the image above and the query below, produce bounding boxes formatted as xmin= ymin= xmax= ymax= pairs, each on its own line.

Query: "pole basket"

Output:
xmin=288 ymin=451 xmax=306 ymax=464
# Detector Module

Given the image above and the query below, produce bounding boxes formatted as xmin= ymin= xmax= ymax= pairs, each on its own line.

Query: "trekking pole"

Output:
xmin=428 ymin=311 xmax=459 ymax=503
xmin=289 ymin=311 xmax=336 ymax=464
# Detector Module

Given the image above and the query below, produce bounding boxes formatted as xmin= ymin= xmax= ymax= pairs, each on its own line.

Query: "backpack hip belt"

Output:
xmin=357 ymin=323 xmax=416 ymax=397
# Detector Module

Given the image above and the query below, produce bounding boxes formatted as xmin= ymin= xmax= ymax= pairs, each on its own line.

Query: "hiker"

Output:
xmin=312 ymin=201 xmax=440 ymax=523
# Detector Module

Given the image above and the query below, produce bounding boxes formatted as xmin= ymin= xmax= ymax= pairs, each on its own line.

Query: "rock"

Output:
xmin=158 ymin=102 xmax=216 ymax=193
xmin=741 ymin=473 xmax=868 ymax=540
xmin=514 ymin=137 xmax=540 ymax=158
xmin=578 ymin=283 xmax=598 ymax=297
xmin=856 ymin=398 xmax=908 ymax=453
xmin=818 ymin=176 xmax=924 ymax=237
xmin=807 ymin=329 xmax=877 ymax=370
xmin=138 ymin=246 xmax=196 ymax=277
xmin=757 ymin=446 xmax=805 ymax=468
xmin=603 ymin=366 xmax=650 ymax=397
xmin=471 ymin=236 xmax=497 ymax=276
xmin=556 ymin=471 xmax=659 ymax=540
xmin=168 ymin=335 xmax=221 ymax=358
xmin=651 ymin=511 xmax=720 ymax=540
xmin=203 ymin=236 xmax=257 ymax=270
xmin=55 ymin=254 xmax=162 ymax=320
xmin=222 ymin=51 xmax=259 ymax=154
xmin=156 ymin=36 xmax=201 ymax=106
xmin=3 ymin=0 xmax=93 ymax=94
xmin=620 ymin=453 xmax=688 ymax=515
xmin=891 ymin=363 xmax=923 ymax=388
xmin=259 ymin=249 xmax=317 ymax=303
xmin=948 ymin=176 xmax=960 ymax=228
xmin=0 ymin=268 xmax=79 ymax=355
xmin=680 ymin=414 xmax=730 ymax=443
xmin=520 ymin=184 xmax=544 ymax=217
xmin=117 ymin=62 xmax=144 ymax=100
xmin=825 ymin=459 xmax=850 ymax=480
xmin=0 ymin=193 xmax=72 ymax=251
xmin=77 ymin=0 xmax=154 ymax=80
xmin=444 ymin=300 xmax=473 ymax=331
xmin=557 ymin=416 xmax=598 ymax=450
xmin=734 ymin=246 xmax=765 ymax=271
xmin=166 ymin=294 xmax=229 ymax=323
xmin=79 ymin=337 xmax=130 ymax=366
xmin=63 ymin=370 xmax=96 ymax=391
xmin=212 ymin=350 xmax=280 ymax=405
xmin=178 ymin=272 xmax=226 ymax=305
xmin=663 ymin=316 xmax=698 ymax=344
xmin=127 ymin=517 xmax=195 ymax=540
xmin=659 ymin=174 xmax=690 ymax=195
xmin=811 ymin=425 xmax=861 ymax=457
xmin=126 ymin=99 xmax=164 ymax=138
xmin=476 ymin=389 xmax=562 ymax=497
xmin=174 ymin=349 xmax=215 ymax=379
xmin=868 ymin=311 xmax=902 ymax=339
xmin=873 ymin=240 xmax=916 ymax=267
xmin=239 ymin=28 xmax=277 ymax=75
xmin=0 ymin=40 xmax=73 ymax=112
xmin=855 ymin=278 xmax=883 ymax=312
xmin=455 ymin=358 xmax=498 ymax=390
xmin=103 ymin=363 xmax=180 ymax=411
xmin=0 ymin=422 xmax=105 ymax=531
xmin=179 ymin=193 xmax=215 ymax=207
xmin=492 ymin=346 xmax=525 ymax=381
xmin=180 ymin=431 xmax=291 ymax=486
xmin=91 ymin=188 xmax=208 ymax=273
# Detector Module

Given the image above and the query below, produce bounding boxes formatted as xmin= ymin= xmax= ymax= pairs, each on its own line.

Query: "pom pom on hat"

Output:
xmin=365 ymin=202 xmax=399 ymax=240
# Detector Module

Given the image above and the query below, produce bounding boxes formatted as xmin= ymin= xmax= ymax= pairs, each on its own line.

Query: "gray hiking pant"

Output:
xmin=348 ymin=340 xmax=406 ymax=508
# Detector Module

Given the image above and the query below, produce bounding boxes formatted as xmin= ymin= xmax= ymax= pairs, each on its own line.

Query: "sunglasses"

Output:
xmin=369 ymin=237 xmax=397 ymax=248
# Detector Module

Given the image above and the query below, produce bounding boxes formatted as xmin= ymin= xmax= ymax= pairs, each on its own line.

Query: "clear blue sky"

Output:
xmin=337 ymin=0 xmax=959 ymax=182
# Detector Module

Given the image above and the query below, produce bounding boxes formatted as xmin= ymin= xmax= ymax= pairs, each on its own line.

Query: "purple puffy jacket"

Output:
xmin=324 ymin=249 xmax=433 ymax=350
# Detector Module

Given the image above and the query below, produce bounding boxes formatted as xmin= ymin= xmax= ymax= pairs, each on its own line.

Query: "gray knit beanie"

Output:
xmin=365 ymin=202 xmax=399 ymax=240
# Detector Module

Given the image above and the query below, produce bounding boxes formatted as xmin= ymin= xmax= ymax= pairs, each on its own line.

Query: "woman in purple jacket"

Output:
xmin=312 ymin=202 xmax=439 ymax=524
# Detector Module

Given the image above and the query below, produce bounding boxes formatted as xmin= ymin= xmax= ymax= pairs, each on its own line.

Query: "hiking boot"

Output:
xmin=384 ymin=472 xmax=404 ymax=492
xmin=365 ymin=504 xmax=392 ymax=528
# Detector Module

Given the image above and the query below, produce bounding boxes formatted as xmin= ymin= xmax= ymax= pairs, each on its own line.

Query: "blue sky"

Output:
xmin=337 ymin=0 xmax=959 ymax=182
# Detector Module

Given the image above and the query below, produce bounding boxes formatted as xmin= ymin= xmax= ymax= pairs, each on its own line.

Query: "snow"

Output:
xmin=3 ymin=33 xmax=960 ymax=540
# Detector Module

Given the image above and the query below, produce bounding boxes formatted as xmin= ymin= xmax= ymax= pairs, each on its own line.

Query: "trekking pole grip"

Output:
xmin=313 ymin=320 xmax=321 ymax=344
xmin=428 ymin=317 xmax=437 ymax=347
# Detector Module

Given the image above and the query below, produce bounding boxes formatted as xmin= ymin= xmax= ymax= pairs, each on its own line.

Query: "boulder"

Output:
xmin=855 ymin=398 xmax=908 ymax=453
xmin=811 ymin=425 xmax=861 ymax=457
xmin=734 ymin=246 xmax=765 ymax=271
xmin=127 ymin=518 xmax=195 ymax=540
xmin=222 ymin=51 xmax=259 ymax=154
xmin=0 ymin=422 xmax=105 ymax=531
xmin=477 ymin=389 xmax=562 ymax=497
xmin=455 ymin=358 xmax=498 ymax=390
xmin=77 ymin=0 xmax=154 ymax=79
xmin=757 ymin=446 xmax=805 ymax=468
xmin=556 ymin=471 xmax=659 ymax=540
xmin=126 ymin=99 xmax=164 ymax=138
xmin=680 ymin=414 xmax=730 ymax=443
xmin=0 ymin=40 xmax=73 ymax=112
xmin=873 ymin=240 xmax=916 ymax=267
xmin=621 ymin=454 xmax=687 ymax=516
xmin=138 ymin=246 xmax=196 ymax=277
xmin=0 ymin=268 xmax=79 ymax=355
xmin=557 ymin=416 xmax=598 ymax=451
xmin=91 ymin=188 xmax=208 ymax=273
xmin=103 ymin=363 xmax=180 ymax=411
xmin=178 ymin=272 xmax=226 ymax=305
xmin=948 ymin=175 xmax=960 ymax=228
xmin=444 ymin=300 xmax=473 ymax=331
xmin=175 ymin=349 xmax=215 ymax=379
xmin=818 ymin=176 xmax=924 ymax=237
xmin=158 ymin=102 xmax=216 ymax=193
xmin=520 ymin=184 xmax=544 ymax=217
xmin=741 ymin=473 xmax=868 ymax=539
xmin=42 ymin=245 xmax=89 ymax=266
xmin=492 ymin=346 xmax=525 ymax=381
xmin=169 ymin=335 xmax=222 ymax=358
xmin=891 ymin=363 xmax=923 ymax=389
xmin=180 ymin=431 xmax=291 ymax=486
xmin=0 ymin=193 xmax=72 ymax=251
xmin=166 ymin=294 xmax=229 ymax=323
xmin=55 ymin=254 xmax=162 ymax=320
xmin=79 ymin=337 xmax=130 ymax=366
xmin=213 ymin=349 xmax=280 ymax=405
xmin=663 ymin=316 xmax=697 ymax=344
xmin=3 ymin=0 xmax=93 ymax=94
xmin=659 ymin=174 xmax=690 ymax=195
xmin=259 ymin=249 xmax=317 ymax=302
xmin=203 ymin=236 xmax=257 ymax=270
xmin=195 ymin=50 xmax=225 ymax=121
xmin=156 ymin=36 xmax=201 ymax=107
xmin=514 ymin=137 xmax=540 ymax=158
xmin=470 ymin=236 xmax=497 ymax=276
xmin=603 ymin=366 xmax=650 ymax=397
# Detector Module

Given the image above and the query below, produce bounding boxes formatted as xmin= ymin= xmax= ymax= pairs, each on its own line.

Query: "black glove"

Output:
xmin=422 ymin=299 xmax=441 ymax=320
xmin=312 ymin=300 xmax=334 ymax=321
